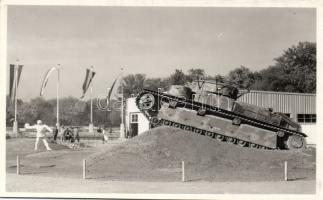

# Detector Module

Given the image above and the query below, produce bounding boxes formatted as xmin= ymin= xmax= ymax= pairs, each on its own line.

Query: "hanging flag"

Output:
xmin=9 ymin=64 xmax=23 ymax=104
xmin=80 ymin=68 xmax=96 ymax=98
xmin=40 ymin=66 xmax=56 ymax=96
xmin=107 ymin=78 xmax=118 ymax=100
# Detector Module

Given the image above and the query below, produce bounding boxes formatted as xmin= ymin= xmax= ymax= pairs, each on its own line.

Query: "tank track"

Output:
xmin=135 ymin=89 xmax=306 ymax=150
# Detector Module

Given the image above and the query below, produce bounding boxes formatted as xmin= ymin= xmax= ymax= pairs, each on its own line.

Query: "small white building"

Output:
xmin=125 ymin=97 xmax=150 ymax=138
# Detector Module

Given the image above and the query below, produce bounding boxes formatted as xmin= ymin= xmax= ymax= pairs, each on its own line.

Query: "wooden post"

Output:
xmin=83 ymin=159 xmax=86 ymax=179
xmin=284 ymin=161 xmax=288 ymax=181
xmin=182 ymin=160 xmax=185 ymax=182
xmin=16 ymin=155 xmax=20 ymax=175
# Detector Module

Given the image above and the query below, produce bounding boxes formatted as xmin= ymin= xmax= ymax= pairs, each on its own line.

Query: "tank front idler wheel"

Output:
xmin=139 ymin=93 xmax=155 ymax=110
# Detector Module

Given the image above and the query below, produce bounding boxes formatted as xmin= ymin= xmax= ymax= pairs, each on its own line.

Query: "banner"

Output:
xmin=80 ymin=68 xmax=96 ymax=98
xmin=107 ymin=78 xmax=118 ymax=101
xmin=40 ymin=66 xmax=57 ymax=96
xmin=9 ymin=64 xmax=23 ymax=104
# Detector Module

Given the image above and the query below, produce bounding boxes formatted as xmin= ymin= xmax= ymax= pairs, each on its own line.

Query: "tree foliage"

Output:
xmin=227 ymin=66 xmax=256 ymax=89
xmin=257 ymin=42 xmax=316 ymax=93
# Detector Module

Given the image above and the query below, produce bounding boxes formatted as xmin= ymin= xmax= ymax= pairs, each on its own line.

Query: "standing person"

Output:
xmin=52 ymin=123 xmax=59 ymax=143
xmin=73 ymin=127 xmax=80 ymax=143
xmin=59 ymin=125 xmax=65 ymax=142
xmin=25 ymin=120 xmax=52 ymax=151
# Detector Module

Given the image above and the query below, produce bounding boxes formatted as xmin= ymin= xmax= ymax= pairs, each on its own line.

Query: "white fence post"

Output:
xmin=16 ymin=155 xmax=20 ymax=175
xmin=284 ymin=161 xmax=288 ymax=181
xmin=182 ymin=160 xmax=185 ymax=182
xmin=83 ymin=159 xmax=86 ymax=179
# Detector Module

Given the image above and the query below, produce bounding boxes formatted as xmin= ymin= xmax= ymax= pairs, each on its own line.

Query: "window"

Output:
xmin=297 ymin=114 xmax=316 ymax=123
xmin=130 ymin=114 xmax=138 ymax=123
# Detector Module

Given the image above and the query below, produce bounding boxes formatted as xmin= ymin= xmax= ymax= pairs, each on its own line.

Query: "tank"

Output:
xmin=135 ymin=80 xmax=307 ymax=150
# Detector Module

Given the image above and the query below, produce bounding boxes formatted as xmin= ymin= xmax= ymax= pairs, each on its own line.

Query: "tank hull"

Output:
xmin=136 ymin=89 xmax=307 ymax=150
xmin=158 ymin=108 xmax=277 ymax=148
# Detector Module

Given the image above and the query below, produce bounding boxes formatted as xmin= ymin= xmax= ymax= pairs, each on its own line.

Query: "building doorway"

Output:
xmin=129 ymin=113 xmax=138 ymax=137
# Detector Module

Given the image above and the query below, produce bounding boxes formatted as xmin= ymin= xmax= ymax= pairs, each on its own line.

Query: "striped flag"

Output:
xmin=80 ymin=68 xmax=96 ymax=98
xmin=40 ymin=66 xmax=57 ymax=96
xmin=9 ymin=64 xmax=23 ymax=104
xmin=107 ymin=78 xmax=118 ymax=101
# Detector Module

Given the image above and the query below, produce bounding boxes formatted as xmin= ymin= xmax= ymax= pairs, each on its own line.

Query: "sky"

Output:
xmin=7 ymin=6 xmax=316 ymax=101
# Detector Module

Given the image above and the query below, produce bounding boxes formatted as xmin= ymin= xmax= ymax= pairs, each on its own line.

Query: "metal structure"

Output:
xmin=136 ymin=80 xmax=307 ymax=150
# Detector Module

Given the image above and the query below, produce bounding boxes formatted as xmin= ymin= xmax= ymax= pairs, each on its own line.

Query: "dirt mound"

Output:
xmin=86 ymin=127 xmax=315 ymax=181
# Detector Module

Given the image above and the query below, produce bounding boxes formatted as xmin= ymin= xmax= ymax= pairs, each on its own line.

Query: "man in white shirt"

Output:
xmin=25 ymin=120 xmax=53 ymax=151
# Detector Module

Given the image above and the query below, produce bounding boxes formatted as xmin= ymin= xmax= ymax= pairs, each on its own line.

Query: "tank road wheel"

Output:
xmin=228 ymin=137 xmax=236 ymax=144
xmin=163 ymin=120 xmax=171 ymax=126
xmin=238 ymin=140 xmax=247 ymax=147
xmin=138 ymin=93 xmax=155 ymax=110
xmin=216 ymin=134 xmax=225 ymax=141
xmin=206 ymin=131 xmax=214 ymax=138
xmin=285 ymin=135 xmax=305 ymax=150
xmin=232 ymin=118 xmax=241 ymax=126
xmin=184 ymin=126 xmax=192 ymax=132
xmin=277 ymin=131 xmax=285 ymax=137
xmin=197 ymin=108 xmax=207 ymax=116
xmin=195 ymin=128 xmax=202 ymax=134
xmin=250 ymin=143 xmax=258 ymax=149
xmin=173 ymin=123 xmax=181 ymax=128
xmin=150 ymin=117 xmax=159 ymax=124
xmin=150 ymin=117 xmax=160 ymax=127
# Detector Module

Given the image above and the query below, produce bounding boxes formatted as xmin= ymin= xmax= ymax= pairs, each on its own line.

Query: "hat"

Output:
xmin=37 ymin=120 xmax=42 ymax=124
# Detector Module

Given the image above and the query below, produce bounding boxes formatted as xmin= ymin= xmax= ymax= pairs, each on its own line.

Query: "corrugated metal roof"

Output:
xmin=238 ymin=90 xmax=316 ymax=114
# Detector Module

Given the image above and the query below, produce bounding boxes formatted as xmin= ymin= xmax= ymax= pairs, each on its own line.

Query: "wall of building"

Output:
xmin=301 ymin=124 xmax=316 ymax=145
xmin=125 ymin=98 xmax=149 ymax=136
xmin=238 ymin=90 xmax=316 ymax=122
xmin=238 ymin=90 xmax=316 ymax=145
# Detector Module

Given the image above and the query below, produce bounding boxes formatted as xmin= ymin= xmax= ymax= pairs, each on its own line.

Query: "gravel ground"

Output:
xmin=6 ymin=173 xmax=316 ymax=194
xmin=86 ymin=127 xmax=316 ymax=182
xmin=6 ymin=128 xmax=316 ymax=194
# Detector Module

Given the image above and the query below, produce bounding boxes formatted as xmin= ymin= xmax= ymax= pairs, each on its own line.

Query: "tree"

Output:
xmin=168 ymin=69 xmax=187 ymax=85
xmin=144 ymin=78 xmax=168 ymax=91
xmin=187 ymin=68 xmax=205 ymax=82
xmin=122 ymin=74 xmax=146 ymax=98
xmin=227 ymin=66 xmax=256 ymax=89
xmin=257 ymin=42 xmax=316 ymax=93
xmin=273 ymin=42 xmax=316 ymax=93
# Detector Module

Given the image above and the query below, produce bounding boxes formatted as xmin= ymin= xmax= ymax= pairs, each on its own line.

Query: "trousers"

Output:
xmin=35 ymin=137 xmax=52 ymax=150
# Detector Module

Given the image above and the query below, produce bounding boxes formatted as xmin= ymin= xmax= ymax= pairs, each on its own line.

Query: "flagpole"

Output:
xmin=89 ymin=66 xmax=94 ymax=134
xmin=13 ymin=59 xmax=19 ymax=136
xmin=57 ymin=64 xmax=60 ymax=130
xmin=120 ymin=67 xmax=125 ymax=139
